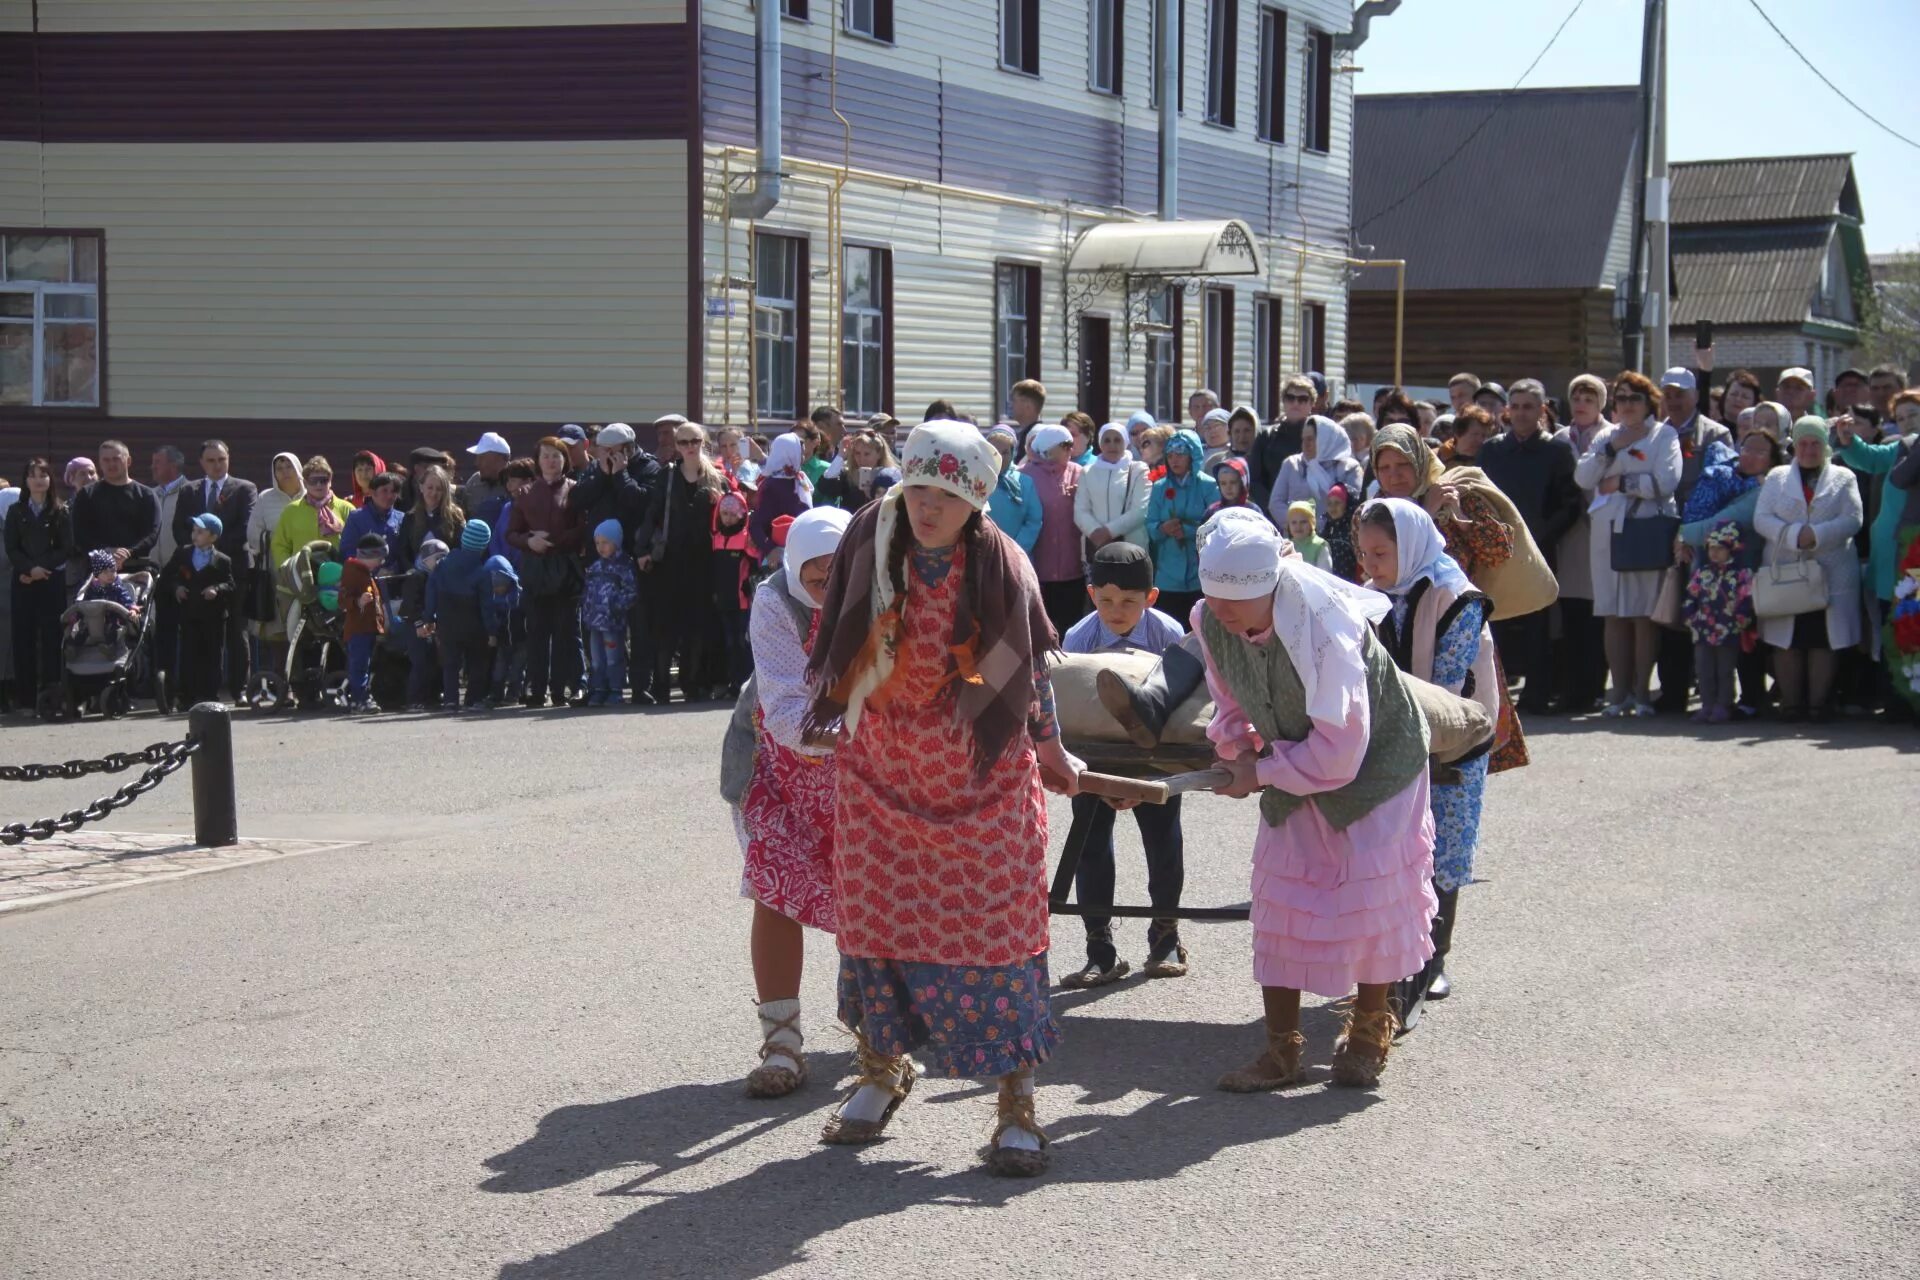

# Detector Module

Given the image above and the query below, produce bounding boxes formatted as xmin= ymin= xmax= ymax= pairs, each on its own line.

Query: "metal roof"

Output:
xmin=1066 ymin=219 xmax=1264 ymax=278
xmin=1670 ymin=154 xmax=1858 ymax=227
xmin=1671 ymin=225 xmax=1827 ymax=326
xmin=1352 ymin=86 xmax=1642 ymax=292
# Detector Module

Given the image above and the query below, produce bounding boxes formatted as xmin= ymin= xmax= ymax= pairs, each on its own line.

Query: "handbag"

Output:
xmin=518 ymin=550 xmax=583 ymax=598
xmin=1752 ymin=556 xmax=1827 ymax=619
xmin=1610 ymin=498 xmax=1681 ymax=573
xmin=1650 ymin=563 xmax=1687 ymax=631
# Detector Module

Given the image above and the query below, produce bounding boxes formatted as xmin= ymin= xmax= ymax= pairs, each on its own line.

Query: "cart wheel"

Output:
xmin=322 ymin=673 xmax=350 ymax=708
xmin=105 ymin=685 xmax=132 ymax=719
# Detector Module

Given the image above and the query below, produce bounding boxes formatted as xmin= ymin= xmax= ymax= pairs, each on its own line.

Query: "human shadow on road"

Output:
xmin=487 ymin=1006 xmax=1376 ymax=1279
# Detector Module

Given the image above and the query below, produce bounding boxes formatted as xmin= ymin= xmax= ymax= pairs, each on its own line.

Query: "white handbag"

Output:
xmin=1752 ymin=556 xmax=1827 ymax=619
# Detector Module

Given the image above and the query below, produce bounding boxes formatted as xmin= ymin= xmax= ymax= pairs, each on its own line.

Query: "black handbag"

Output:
xmin=518 ymin=551 xmax=583 ymax=598
xmin=1610 ymin=498 xmax=1681 ymax=573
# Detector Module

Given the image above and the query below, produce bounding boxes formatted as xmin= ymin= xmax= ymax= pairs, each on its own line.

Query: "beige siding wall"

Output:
xmin=16 ymin=141 xmax=687 ymax=421
xmin=0 ymin=0 xmax=32 ymax=31
xmin=0 ymin=143 xmax=46 ymax=224
xmin=34 ymin=0 xmax=683 ymax=31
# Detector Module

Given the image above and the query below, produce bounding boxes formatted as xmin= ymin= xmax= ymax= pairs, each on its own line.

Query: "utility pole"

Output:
xmin=1645 ymin=0 xmax=1671 ymax=376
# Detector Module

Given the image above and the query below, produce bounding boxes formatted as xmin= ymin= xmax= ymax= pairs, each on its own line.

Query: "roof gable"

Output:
xmin=1353 ymin=86 xmax=1642 ymax=293
xmin=1670 ymin=154 xmax=1855 ymax=226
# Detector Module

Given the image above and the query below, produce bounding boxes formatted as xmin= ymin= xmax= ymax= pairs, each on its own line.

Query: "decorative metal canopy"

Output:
xmin=1062 ymin=219 xmax=1264 ymax=366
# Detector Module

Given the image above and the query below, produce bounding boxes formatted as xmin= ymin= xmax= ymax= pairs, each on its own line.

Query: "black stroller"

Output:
xmin=42 ymin=568 xmax=163 ymax=720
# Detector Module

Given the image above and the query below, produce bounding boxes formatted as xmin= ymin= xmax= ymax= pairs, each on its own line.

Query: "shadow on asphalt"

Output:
xmin=485 ymin=1007 xmax=1374 ymax=1279
xmin=1521 ymin=712 xmax=1919 ymax=752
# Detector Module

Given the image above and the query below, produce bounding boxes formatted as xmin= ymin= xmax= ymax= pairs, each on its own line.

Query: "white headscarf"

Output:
xmin=1198 ymin=505 xmax=1277 ymax=553
xmin=1307 ymin=413 xmax=1355 ymax=503
xmin=1089 ymin=422 xmax=1134 ymax=472
xmin=1361 ymin=497 xmax=1472 ymax=599
xmin=1199 ymin=520 xmax=1284 ymax=599
xmin=1268 ymin=555 xmax=1392 ymax=725
xmin=763 ymin=432 xmax=813 ymax=495
xmin=1024 ymin=424 xmax=1072 ymax=460
xmin=900 ymin=420 xmax=999 ymax=511
xmin=783 ymin=506 xmax=852 ymax=607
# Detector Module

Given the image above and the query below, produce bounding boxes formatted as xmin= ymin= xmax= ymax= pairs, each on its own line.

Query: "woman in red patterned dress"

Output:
xmin=805 ymin=422 xmax=1084 ymax=1178
xmin=736 ymin=506 xmax=852 ymax=1100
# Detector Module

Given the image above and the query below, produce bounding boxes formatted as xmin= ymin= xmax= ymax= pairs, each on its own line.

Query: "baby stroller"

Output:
xmin=42 ymin=569 xmax=160 ymax=720
xmin=254 ymin=539 xmax=348 ymax=711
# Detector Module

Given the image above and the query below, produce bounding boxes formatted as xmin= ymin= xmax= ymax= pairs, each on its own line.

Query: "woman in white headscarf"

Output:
xmin=1355 ymin=497 xmax=1496 ymax=1028
xmin=1073 ymin=421 xmax=1151 ymax=554
xmin=734 ymin=504 xmax=852 ymax=1101
xmin=749 ymin=431 xmax=815 ymax=556
xmin=1196 ymin=520 xmax=1436 ymax=1094
xmin=1267 ymin=414 xmax=1364 ymax=521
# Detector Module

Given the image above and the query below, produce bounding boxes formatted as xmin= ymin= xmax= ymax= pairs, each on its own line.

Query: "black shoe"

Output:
xmin=1095 ymin=636 xmax=1207 ymax=748
xmin=630 ymin=688 xmax=656 ymax=707
xmin=1426 ymin=966 xmax=1452 ymax=1001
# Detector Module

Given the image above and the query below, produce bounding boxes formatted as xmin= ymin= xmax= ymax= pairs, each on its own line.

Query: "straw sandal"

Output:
xmin=1058 ymin=958 xmax=1131 ymax=989
xmin=819 ymin=1037 xmax=916 ymax=1145
xmin=983 ymin=1074 xmax=1050 ymax=1178
xmin=745 ymin=1006 xmax=807 ymax=1099
xmin=1215 ymin=1030 xmax=1307 ymax=1092
xmin=1330 ymin=1008 xmax=1399 ymax=1088
xmin=1142 ymin=942 xmax=1189 ymax=979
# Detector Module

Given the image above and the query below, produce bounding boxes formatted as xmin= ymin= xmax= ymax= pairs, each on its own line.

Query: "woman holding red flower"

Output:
xmin=1574 ymin=370 xmax=1684 ymax=716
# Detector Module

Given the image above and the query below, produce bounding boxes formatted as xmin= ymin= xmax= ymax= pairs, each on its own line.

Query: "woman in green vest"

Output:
xmin=1197 ymin=516 xmax=1437 ymax=1094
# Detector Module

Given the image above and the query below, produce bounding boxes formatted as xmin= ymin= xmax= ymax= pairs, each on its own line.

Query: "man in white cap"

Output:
xmin=1775 ymin=367 xmax=1819 ymax=423
xmin=462 ymin=431 xmax=512 ymax=515
xmin=1653 ymin=367 xmax=1731 ymax=712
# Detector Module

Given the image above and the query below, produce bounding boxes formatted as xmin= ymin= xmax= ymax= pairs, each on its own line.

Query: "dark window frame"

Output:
xmin=1301 ymin=299 xmax=1327 ymax=378
xmin=754 ymin=231 xmax=810 ymax=425
xmin=1252 ymin=294 xmax=1282 ymax=421
xmin=1203 ymin=286 xmax=1235 ymax=405
xmin=0 ymin=227 xmax=109 ymax=417
xmin=1256 ymin=6 xmax=1286 ymax=143
xmin=999 ymin=0 xmax=1042 ymax=77
xmin=780 ymin=0 xmax=810 ymax=20
xmin=1205 ymin=0 xmax=1238 ymax=129
xmin=843 ymin=0 xmax=894 ymax=44
xmin=1088 ymin=0 xmax=1125 ymax=96
xmin=840 ymin=240 xmax=894 ymax=419
xmin=1304 ymin=26 xmax=1333 ymax=153
xmin=993 ymin=260 xmax=1043 ymax=418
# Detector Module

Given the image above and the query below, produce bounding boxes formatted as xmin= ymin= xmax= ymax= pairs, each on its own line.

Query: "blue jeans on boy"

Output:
xmin=1068 ymin=792 xmax=1186 ymax=969
xmin=587 ymin=626 xmax=627 ymax=702
xmin=345 ymin=633 xmax=377 ymax=705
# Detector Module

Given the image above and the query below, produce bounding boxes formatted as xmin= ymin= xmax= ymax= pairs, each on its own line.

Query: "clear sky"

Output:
xmin=1352 ymin=0 xmax=1919 ymax=253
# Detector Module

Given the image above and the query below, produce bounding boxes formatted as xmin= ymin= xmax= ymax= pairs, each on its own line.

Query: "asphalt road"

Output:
xmin=2 ymin=704 xmax=1916 ymax=1279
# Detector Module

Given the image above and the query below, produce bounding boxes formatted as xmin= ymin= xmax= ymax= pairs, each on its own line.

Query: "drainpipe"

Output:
xmin=1337 ymin=0 xmax=1401 ymax=52
xmin=1157 ymin=0 xmax=1177 ymax=220
xmin=728 ymin=0 xmax=783 ymax=220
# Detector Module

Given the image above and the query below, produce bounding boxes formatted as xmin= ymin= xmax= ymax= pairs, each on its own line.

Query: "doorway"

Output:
xmin=1078 ymin=315 xmax=1111 ymax=423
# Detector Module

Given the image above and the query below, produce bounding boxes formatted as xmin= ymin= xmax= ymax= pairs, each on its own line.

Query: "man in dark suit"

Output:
xmin=172 ymin=439 xmax=257 ymax=701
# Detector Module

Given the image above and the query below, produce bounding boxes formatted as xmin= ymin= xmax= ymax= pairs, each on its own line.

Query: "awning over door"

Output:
xmin=1067 ymin=219 xmax=1264 ymax=278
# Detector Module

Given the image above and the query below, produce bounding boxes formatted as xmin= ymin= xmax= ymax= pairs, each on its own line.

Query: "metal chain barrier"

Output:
xmin=1 ymin=737 xmax=200 ymax=846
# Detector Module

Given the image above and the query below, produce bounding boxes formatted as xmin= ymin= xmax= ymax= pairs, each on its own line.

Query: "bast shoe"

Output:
xmin=1058 ymin=958 xmax=1130 ymax=989
xmin=1216 ymin=1030 xmax=1308 ymax=1093
xmin=1330 ymin=1008 xmax=1399 ymax=1088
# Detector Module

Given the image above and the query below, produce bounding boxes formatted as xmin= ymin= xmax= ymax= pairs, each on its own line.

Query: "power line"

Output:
xmin=1355 ymin=0 xmax=1587 ymax=235
xmin=1743 ymin=0 xmax=1920 ymax=152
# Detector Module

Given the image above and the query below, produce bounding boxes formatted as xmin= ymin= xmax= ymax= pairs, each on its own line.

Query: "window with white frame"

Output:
xmin=1000 ymin=0 xmax=1039 ymax=74
xmin=1089 ymin=0 xmax=1123 ymax=95
xmin=1253 ymin=296 xmax=1281 ymax=421
xmin=1 ymin=232 xmax=102 ymax=408
xmin=842 ymin=245 xmax=890 ymax=417
xmin=1144 ymin=287 xmax=1179 ymax=423
xmin=755 ymin=233 xmax=805 ymax=421
xmin=1206 ymin=0 xmax=1238 ymax=127
xmin=1256 ymin=7 xmax=1286 ymax=142
xmin=994 ymin=263 xmax=1039 ymax=417
xmin=845 ymin=0 xmax=892 ymax=41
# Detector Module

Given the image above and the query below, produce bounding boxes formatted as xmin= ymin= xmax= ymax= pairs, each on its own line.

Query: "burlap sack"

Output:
xmin=1049 ymin=652 xmax=1492 ymax=760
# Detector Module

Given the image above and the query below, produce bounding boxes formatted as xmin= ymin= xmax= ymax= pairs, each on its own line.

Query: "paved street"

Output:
xmin=1 ymin=705 xmax=1916 ymax=1279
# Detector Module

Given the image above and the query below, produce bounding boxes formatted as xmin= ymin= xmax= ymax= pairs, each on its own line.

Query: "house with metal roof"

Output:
xmin=1668 ymin=154 xmax=1869 ymax=395
xmin=1346 ymin=86 xmax=1643 ymax=400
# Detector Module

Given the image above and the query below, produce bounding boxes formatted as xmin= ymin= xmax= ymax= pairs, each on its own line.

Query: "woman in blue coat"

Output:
xmin=1146 ymin=429 xmax=1219 ymax=628
xmin=984 ymin=424 xmax=1043 ymax=556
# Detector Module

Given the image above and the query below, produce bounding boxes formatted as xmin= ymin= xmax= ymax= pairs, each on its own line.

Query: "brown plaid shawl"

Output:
xmin=806 ymin=494 xmax=1057 ymax=778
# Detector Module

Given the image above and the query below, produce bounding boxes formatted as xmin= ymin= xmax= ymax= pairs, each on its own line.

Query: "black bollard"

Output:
xmin=188 ymin=702 xmax=239 ymax=847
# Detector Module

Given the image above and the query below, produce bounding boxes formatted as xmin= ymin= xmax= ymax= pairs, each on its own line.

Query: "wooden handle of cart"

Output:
xmin=1075 ymin=772 xmax=1171 ymax=805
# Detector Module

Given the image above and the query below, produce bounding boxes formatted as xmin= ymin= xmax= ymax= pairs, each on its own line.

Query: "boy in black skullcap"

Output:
xmin=1058 ymin=542 xmax=1192 ymax=987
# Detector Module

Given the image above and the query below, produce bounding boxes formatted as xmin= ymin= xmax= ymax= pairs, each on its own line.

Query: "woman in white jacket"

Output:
xmin=1573 ymin=371 xmax=1682 ymax=717
xmin=1268 ymin=415 xmax=1364 ymax=522
xmin=1074 ymin=422 xmax=1151 ymax=552
xmin=1752 ymin=417 xmax=1863 ymax=722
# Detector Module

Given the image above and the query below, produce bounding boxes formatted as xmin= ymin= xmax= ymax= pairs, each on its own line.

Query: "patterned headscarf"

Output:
xmin=1371 ymin=423 xmax=1445 ymax=499
xmin=900 ymin=421 xmax=999 ymax=511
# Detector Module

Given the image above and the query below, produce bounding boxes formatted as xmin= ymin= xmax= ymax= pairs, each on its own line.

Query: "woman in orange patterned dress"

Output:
xmin=805 ymin=422 xmax=1084 ymax=1179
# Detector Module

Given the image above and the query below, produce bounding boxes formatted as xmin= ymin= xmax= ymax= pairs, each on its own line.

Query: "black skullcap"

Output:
xmin=1087 ymin=541 xmax=1153 ymax=592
